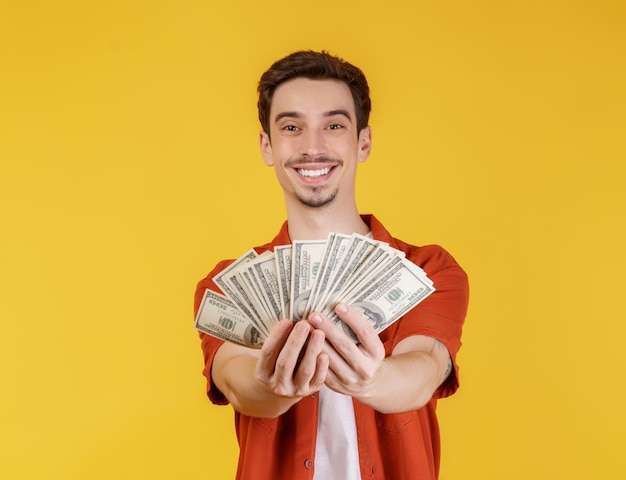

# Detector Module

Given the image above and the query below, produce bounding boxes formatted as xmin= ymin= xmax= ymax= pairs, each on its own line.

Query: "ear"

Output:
xmin=259 ymin=131 xmax=274 ymax=166
xmin=357 ymin=126 xmax=372 ymax=163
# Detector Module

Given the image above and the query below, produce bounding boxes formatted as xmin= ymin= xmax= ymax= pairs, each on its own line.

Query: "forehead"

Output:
xmin=270 ymin=78 xmax=355 ymax=119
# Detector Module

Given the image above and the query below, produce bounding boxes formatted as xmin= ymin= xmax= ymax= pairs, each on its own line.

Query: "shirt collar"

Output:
xmin=270 ymin=214 xmax=395 ymax=247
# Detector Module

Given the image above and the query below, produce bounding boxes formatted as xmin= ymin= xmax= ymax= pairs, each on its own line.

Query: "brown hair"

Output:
xmin=257 ymin=50 xmax=371 ymax=137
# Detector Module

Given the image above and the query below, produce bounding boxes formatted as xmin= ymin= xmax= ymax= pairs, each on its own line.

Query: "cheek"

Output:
xmin=272 ymin=161 xmax=293 ymax=186
xmin=270 ymin=144 xmax=294 ymax=165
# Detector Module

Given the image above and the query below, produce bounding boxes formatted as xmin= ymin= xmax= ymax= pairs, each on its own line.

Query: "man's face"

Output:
xmin=259 ymin=78 xmax=371 ymax=209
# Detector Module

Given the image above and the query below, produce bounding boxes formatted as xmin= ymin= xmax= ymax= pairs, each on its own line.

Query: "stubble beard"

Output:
xmin=296 ymin=187 xmax=338 ymax=209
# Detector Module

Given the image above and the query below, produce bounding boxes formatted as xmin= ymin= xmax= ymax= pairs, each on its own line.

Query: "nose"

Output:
xmin=299 ymin=128 xmax=327 ymax=158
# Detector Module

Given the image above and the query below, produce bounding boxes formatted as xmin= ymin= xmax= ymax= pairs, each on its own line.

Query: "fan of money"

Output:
xmin=195 ymin=232 xmax=435 ymax=348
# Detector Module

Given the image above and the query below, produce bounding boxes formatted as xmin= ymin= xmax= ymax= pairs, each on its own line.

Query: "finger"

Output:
xmin=322 ymin=345 xmax=354 ymax=386
xmin=323 ymin=366 xmax=342 ymax=393
xmin=293 ymin=329 xmax=326 ymax=390
xmin=257 ymin=319 xmax=293 ymax=382
xmin=297 ymin=313 xmax=351 ymax=391
xmin=322 ymin=355 xmax=363 ymax=396
xmin=311 ymin=352 xmax=330 ymax=390
xmin=333 ymin=303 xmax=382 ymax=358
xmin=272 ymin=321 xmax=312 ymax=395
xmin=315 ymin=305 xmax=385 ymax=384
xmin=309 ymin=310 xmax=361 ymax=363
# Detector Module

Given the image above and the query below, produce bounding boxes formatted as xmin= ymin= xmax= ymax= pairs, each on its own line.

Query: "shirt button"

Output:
xmin=304 ymin=459 xmax=313 ymax=469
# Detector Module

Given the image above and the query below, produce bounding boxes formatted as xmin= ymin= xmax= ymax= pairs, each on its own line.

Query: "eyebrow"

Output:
xmin=326 ymin=109 xmax=353 ymax=122
xmin=273 ymin=109 xmax=354 ymax=124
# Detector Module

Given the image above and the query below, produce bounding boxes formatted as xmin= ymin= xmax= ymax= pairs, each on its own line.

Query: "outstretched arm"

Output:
xmin=212 ymin=319 xmax=329 ymax=418
xmin=308 ymin=303 xmax=452 ymax=414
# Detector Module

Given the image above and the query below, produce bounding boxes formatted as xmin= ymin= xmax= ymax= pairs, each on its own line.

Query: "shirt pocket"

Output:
xmin=252 ymin=413 xmax=293 ymax=435
xmin=375 ymin=410 xmax=418 ymax=433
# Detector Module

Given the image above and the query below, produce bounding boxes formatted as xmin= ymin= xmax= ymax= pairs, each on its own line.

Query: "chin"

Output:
xmin=296 ymin=189 xmax=338 ymax=209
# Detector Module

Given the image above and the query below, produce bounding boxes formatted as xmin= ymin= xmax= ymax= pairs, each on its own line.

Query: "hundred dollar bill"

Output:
xmin=214 ymin=253 xmax=272 ymax=337
xmin=321 ymin=239 xmax=393 ymax=316
xmin=228 ymin=270 xmax=270 ymax=337
xmin=236 ymin=251 xmax=275 ymax=326
xmin=213 ymin=248 xmax=259 ymax=322
xmin=305 ymin=233 xmax=352 ymax=315
xmin=338 ymin=249 xmax=404 ymax=307
xmin=238 ymin=268 xmax=273 ymax=326
xmin=329 ymin=258 xmax=435 ymax=341
xmin=213 ymin=249 xmax=258 ymax=294
xmin=290 ymin=240 xmax=327 ymax=321
xmin=195 ymin=289 xmax=265 ymax=348
xmin=318 ymin=234 xmax=378 ymax=315
xmin=300 ymin=233 xmax=334 ymax=317
xmin=274 ymin=245 xmax=292 ymax=318
xmin=248 ymin=252 xmax=282 ymax=325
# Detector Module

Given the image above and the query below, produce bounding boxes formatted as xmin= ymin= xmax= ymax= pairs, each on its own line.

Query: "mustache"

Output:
xmin=285 ymin=156 xmax=343 ymax=168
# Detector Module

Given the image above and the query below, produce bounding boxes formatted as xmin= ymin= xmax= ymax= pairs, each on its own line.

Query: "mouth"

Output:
xmin=287 ymin=157 xmax=343 ymax=182
xmin=296 ymin=167 xmax=332 ymax=178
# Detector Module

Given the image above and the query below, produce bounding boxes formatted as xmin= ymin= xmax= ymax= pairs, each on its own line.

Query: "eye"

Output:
xmin=328 ymin=124 xmax=343 ymax=130
xmin=283 ymin=125 xmax=299 ymax=132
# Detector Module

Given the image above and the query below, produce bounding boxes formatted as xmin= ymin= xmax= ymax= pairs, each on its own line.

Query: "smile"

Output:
xmin=297 ymin=167 xmax=331 ymax=178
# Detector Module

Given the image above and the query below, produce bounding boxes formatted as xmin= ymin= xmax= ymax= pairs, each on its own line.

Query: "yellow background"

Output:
xmin=1 ymin=0 xmax=624 ymax=478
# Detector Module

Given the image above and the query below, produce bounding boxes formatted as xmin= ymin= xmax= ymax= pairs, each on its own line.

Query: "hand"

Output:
xmin=255 ymin=319 xmax=329 ymax=399
xmin=307 ymin=303 xmax=385 ymax=398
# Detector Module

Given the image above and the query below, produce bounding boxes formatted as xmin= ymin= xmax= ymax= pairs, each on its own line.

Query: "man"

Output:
xmin=194 ymin=50 xmax=469 ymax=479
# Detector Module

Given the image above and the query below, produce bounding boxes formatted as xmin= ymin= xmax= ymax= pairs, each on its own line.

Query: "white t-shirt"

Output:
xmin=313 ymin=385 xmax=362 ymax=479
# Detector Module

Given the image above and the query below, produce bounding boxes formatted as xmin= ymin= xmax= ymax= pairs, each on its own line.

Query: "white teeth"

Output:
xmin=298 ymin=167 xmax=331 ymax=178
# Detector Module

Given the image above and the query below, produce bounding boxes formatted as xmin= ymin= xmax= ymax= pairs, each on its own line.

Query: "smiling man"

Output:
xmin=194 ymin=51 xmax=469 ymax=480
xmin=259 ymin=77 xmax=368 ymax=214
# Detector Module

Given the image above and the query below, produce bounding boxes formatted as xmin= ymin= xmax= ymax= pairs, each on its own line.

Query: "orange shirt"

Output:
xmin=194 ymin=215 xmax=469 ymax=480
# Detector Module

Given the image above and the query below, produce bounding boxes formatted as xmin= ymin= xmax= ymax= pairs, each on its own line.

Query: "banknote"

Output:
xmin=238 ymin=268 xmax=273 ymax=333
xmin=304 ymin=233 xmax=352 ymax=317
xmin=197 ymin=233 xmax=436 ymax=347
xmin=227 ymin=270 xmax=270 ymax=336
xmin=328 ymin=259 xmax=435 ymax=341
xmin=248 ymin=252 xmax=282 ymax=325
xmin=321 ymin=239 xmax=394 ymax=316
xmin=314 ymin=234 xmax=370 ymax=308
xmin=337 ymin=251 xmax=403 ymax=307
xmin=274 ymin=245 xmax=292 ymax=318
xmin=212 ymin=248 xmax=258 ymax=295
xmin=290 ymin=240 xmax=327 ymax=321
xmin=195 ymin=289 xmax=265 ymax=348
xmin=212 ymin=248 xmax=261 ymax=327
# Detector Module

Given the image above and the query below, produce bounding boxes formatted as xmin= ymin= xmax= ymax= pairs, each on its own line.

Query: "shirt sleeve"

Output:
xmin=194 ymin=259 xmax=236 ymax=405
xmin=387 ymin=243 xmax=470 ymax=399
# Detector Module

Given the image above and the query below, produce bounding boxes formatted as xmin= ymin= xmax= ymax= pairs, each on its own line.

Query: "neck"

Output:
xmin=285 ymin=197 xmax=369 ymax=240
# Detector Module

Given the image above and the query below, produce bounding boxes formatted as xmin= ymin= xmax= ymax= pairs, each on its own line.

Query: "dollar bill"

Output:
xmin=213 ymin=249 xmax=258 ymax=294
xmin=239 ymin=268 xmax=274 ymax=329
xmin=321 ymin=238 xmax=391 ymax=316
xmin=329 ymin=259 xmax=435 ymax=341
xmin=338 ymin=249 xmax=404 ymax=307
xmin=215 ymin=249 xmax=275 ymax=337
xmin=213 ymin=248 xmax=260 ymax=323
xmin=195 ymin=289 xmax=265 ymax=348
xmin=201 ymin=233 xmax=436 ymax=347
xmin=290 ymin=240 xmax=327 ymax=321
xmin=274 ymin=245 xmax=292 ymax=318
xmin=316 ymin=233 xmax=370 ymax=309
xmin=227 ymin=272 xmax=270 ymax=336
xmin=304 ymin=233 xmax=352 ymax=316
xmin=248 ymin=252 xmax=282 ymax=325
